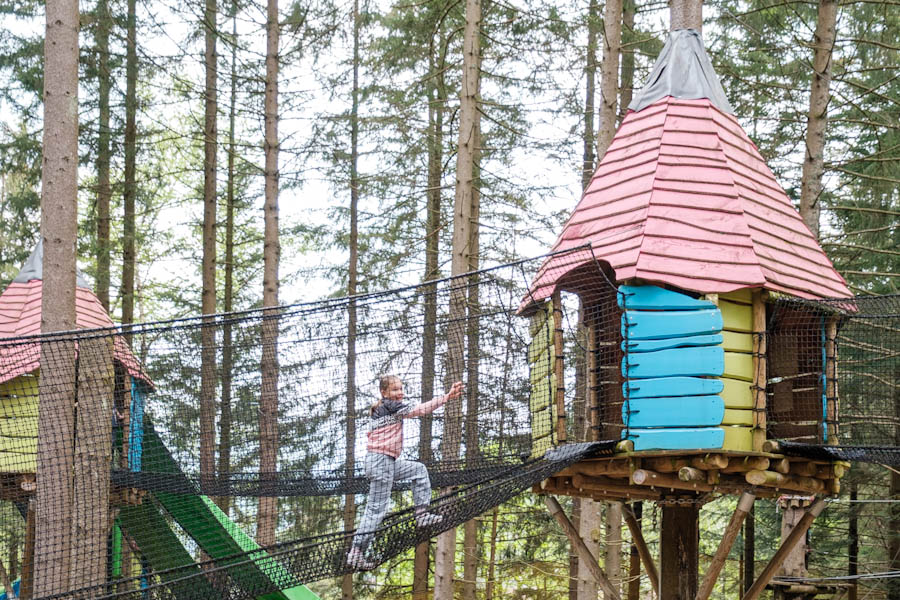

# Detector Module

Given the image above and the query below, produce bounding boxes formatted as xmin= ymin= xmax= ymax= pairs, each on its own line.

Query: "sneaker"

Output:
xmin=346 ymin=547 xmax=375 ymax=571
xmin=415 ymin=512 xmax=444 ymax=527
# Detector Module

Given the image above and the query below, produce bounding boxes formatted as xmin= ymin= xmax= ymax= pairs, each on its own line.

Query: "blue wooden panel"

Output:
xmin=622 ymin=346 xmax=724 ymax=379
xmin=623 ymin=396 xmax=724 ymax=427
xmin=618 ymin=285 xmax=716 ymax=311
xmin=622 ymin=309 xmax=723 ymax=340
xmin=623 ymin=376 xmax=724 ymax=399
xmin=626 ymin=427 xmax=725 ymax=451
xmin=623 ymin=333 xmax=723 ymax=353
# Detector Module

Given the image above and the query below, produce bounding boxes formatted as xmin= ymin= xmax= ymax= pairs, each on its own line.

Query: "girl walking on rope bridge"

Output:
xmin=347 ymin=375 xmax=464 ymax=570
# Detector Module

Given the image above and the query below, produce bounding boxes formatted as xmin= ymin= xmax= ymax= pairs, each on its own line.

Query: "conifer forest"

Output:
xmin=0 ymin=0 xmax=899 ymax=597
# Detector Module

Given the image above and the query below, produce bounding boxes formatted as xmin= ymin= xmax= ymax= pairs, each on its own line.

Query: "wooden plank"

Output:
xmin=697 ymin=492 xmax=755 ymax=600
xmin=623 ymin=333 xmax=722 ymax=353
xmin=624 ymin=396 xmax=724 ymax=428
xmin=751 ymin=291 xmax=767 ymax=451
xmin=721 ymin=378 xmax=753 ymax=409
xmin=623 ymin=346 xmax=724 ymax=379
xmin=618 ymin=285 xmax=716 ymax=311
xmin=622 ymin=309 xmax=723 ymax=340
xmin=724 ymin=352 xmax=754 ymax=382
xmin=720 ymin=300 xmax=753 ymax=333
xmin=625 ymin=376 xmax=723 ymax=399
xmin=628 ymin=427 xmax=724 ymax=451
xmin=544 ymin=496 xmax=621 ymax=600
xmin=622 ymin=503 xmax=659 ymax=596
xmin=722 ymin=331 xmax=753 ymax=353
xmin=553 ymin=292 xmax=566 ymax=444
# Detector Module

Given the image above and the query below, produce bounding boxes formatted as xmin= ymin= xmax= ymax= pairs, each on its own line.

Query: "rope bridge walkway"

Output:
xmin=0 ymin=247 xmax=896 ymax=599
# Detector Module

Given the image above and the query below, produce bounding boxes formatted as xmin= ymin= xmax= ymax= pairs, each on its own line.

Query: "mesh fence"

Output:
xmin=0 ymin=246 xmax=618 ymax=600
xmin=769 ymin=295 xmax=900 ymax=465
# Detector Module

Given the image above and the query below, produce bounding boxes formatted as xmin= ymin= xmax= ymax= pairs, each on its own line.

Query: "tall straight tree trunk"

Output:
xmin=95 ymin=0 xmax=111 ymax=311
xmin=122 ymin=0 xmax=137 ymax=334
xmin=414 ymin=50 xmax=446 ymax=600
xmin=216 ymin=6 xmax=239 ymax=515
xmin=618 ymin=0 xmax=635 ymax=125
xmin=582 ymin=0 xmax=598 ymax=191
xmin=342 ymin=1 xmax=361 ymax=597
xmin=597 ymin=0 xmax=622 ymax=157
xmin=799 ymin=0 xmax=837 ymax=238
xmin=33 ymin=0 xmax=79 ymax=591
xmin=257 ymin=0 xmax=281 ymax=547
xmin=435 ymin=0 xmax=481 ymax=596
xmin=199 ymin=0 xmax=218 ymax=495
xmin=462 ymin=34 xmax=483 ymax=600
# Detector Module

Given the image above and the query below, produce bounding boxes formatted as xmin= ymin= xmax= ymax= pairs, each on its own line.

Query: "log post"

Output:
xmin=544 ymin=495 xmax=621 ymax=600
xmin=752 ymin=291 xmax=767 ymax=451
xmin=697 ymin=492 xmax=755 ymax=600
xmin=742 ymin=497 xmax=827 ymax=600
xmin=660 ymin=503 xmax=699 ymax=600
xmin=826 ymin=317 xmax=838 ymax=444
xmin=589 ymin=323 xmax=599 ymax=442
xmin=622 ymin=503 xmax=659 ymax=596
xmin=21 ymin=499 xmax=34 ymax=600
xmin=552 ymin=291 xmax=567 ymax=443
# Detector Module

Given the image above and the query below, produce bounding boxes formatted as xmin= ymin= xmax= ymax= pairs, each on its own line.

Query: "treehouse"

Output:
xmin=523 ymin=29 xmax=853 ymax=600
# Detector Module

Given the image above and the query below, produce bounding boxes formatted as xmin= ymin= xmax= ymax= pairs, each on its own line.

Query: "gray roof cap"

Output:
xmin=13 ymin=240 xmax=91 ymax=288
xmin=628 ymin=29 xmax=733 ymax=115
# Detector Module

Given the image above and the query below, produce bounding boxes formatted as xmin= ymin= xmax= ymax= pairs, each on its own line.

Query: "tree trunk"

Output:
xmin=849 ymin=481 xmax=857 ymax=600
xmin=257 ymin=0 xmax=281 ymax=547
xmin=669 ymin=0 xmax=702 ymax=32
xmin=618 ymin=0 xmax=635 ymax=125
xmin=743 ymin=504 xmax=755 ymax=596
xmin=659 ymin=505 xmax=698 ymax=600
xmin=415 ymin=42 xmax=446 ymax=600
xmin=597 ymin=0 xmax=622 ymax=158
xmin=582 ymin=0 xmax=598 ymax=190
xmin=485 ymin=506 xmax=499 ymax=600
xmin=435 ymin=0 xmax=481 ymax=596
xmin=122 ymin=0 xmax=137 ymax=334
xmin=70 ymin=337 xmax=114 ymax=589
xmin=605 ymin=503 xmax=622 ymax=600
xmin=579 ymin=502 xmax=600 ymax=599
xmin=95 ymin=0 xmax=111 ymax=311
xmin=799 ymin=0 xmax=837 ymax=238
xmin=342 ymin=1 xmax=360 ymax=596
xmin=626 ymin=502 xmax=641 ymax=600
xmin=33 ymin=0 xmax=79 ymax=590
xmin=216 ymin=5 xmax=239 ymax=515
xmin=199 ymin=0 xmax=218 ymax=498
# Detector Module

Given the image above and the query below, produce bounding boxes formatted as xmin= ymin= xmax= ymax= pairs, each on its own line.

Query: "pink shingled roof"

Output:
xmin=527 ymin=97 xmax=851 ymax=305
xmin=0 ymin=279 xmax=152 ymax=387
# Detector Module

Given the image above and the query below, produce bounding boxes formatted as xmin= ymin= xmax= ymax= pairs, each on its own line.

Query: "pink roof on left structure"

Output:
xmin=0 ymin=279 xmax=152 ymax=387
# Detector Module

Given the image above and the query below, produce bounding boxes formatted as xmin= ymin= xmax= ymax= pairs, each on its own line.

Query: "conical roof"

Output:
xmin=0 ymin=242 xmax=151 ymax=387
xmin=526 ymin=30 xmax=850 ymax=307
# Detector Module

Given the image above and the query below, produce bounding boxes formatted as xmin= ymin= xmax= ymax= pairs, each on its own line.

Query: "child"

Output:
xmin=346 ymin=375 xmax=464 ymax=570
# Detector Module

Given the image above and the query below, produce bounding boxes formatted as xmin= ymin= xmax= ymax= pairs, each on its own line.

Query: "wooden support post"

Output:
xmin=741 ymin=497 xmax=827 ymax=600
xmin=752 ymin=290 xmax=767 ymax=452
xmin=697 ymin=492 xmax=756 ymax=600
xmin=552 ymin=291 xmax=567 ymax=444
xmin=622 ymin=503 xmax=659 ymax=596
xmin=544 ymin=495 xmax=621 ymax=600
xmin=21 ymin=499 xmax=34 ymax=600
xmin=826 ymin=317 xmax=838 ymax=444
xmin=660 ymin=504 xmax=699 ymax=600
xmin=588 ymin=323 xmax=599 ymax=442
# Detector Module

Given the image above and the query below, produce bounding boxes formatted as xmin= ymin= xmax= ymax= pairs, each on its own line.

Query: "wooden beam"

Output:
xmin=21 ymin=499 xmax=34 ymax=600
xmin=622 ymin=503 xmax=659 ymax=596
xmin=745 ymin=470 xmax=825 ymax=494
xmin=552 ymin=291 xmax=567 ymax=444
xmin=691 ymin=454 xmax=729 ymax=470
xmin=697 ymin=492 xmax=756 ymax=600
xmin=544 ymin=495 xmax=621 ymax=600
xmin=751 ymin=291 xmax=767 ymax=451
xmin=741 ymin=497 xmax=827 ymax=600
xmin=588 ymin=323 xmax=599 ymax=442
xmin=826 ymin=317 xmax=838 ymax=444
xmin=632 ymin=469 xmax=713 ymax=492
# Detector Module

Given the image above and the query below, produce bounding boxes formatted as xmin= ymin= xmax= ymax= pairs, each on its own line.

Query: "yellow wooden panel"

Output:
xmin=530 ymin=374 xmax=556 ymax=413
xmin=722 ymin=408 xmax=753 ymax=426
xmin=721 ymin=378 xmax=753 ymax=409
xmin=720 ymin=300 xmax=753 ymax=333
xmin=528 ymin=337 xmax=552 ymax=364
xmin=721 ymin=426 xmax=753 ymax=451
xmin=0 ymin=373 xmax=39 ymax=398
xmin=720 ymin=289 xmax=753 ymax=305
xmin=0 ymin=415 xmax=38 ymax=437
xmin=724 ymin=352 xmax=754 ymax=381
xmin=529 ymin=304 xmax=551 ymax=337
xmin=722 ymin=331 xmax=753 ymax=353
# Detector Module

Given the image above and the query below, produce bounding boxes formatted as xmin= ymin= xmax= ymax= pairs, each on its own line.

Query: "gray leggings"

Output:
xmin=352 ymin=452 xmax=431 ymax=551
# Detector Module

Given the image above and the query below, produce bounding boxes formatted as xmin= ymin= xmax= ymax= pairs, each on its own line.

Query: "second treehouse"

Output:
xmin=522 ymin=29 xmax=853 ymax=600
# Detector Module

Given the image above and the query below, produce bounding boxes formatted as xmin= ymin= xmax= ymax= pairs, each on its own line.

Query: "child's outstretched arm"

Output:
xmin=406 ymin=381 xmax=464 ymax=417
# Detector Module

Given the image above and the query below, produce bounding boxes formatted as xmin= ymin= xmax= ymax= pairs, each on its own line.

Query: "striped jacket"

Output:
xmin=367 ymin=395 xmax=447 ymax=458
